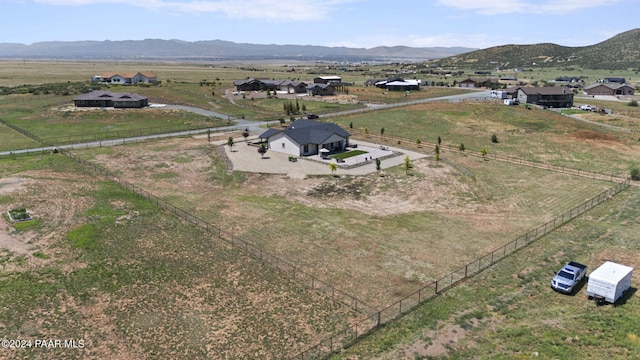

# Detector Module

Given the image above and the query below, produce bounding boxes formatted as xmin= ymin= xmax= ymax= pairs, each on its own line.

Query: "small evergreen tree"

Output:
xmin=491 ymin=133 xmax=499 ymax=143
xmin=403 ymin=155 xmax=413 ymax=175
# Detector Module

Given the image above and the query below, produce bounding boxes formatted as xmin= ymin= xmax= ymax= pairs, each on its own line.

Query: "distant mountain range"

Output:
xmin=0 ymin=39 xmax=474 ymax=62
xmin=434 ymin=28 xmax=640 ymax=70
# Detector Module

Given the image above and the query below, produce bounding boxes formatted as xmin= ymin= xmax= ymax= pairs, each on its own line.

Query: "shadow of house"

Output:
xmin=259 ymin=119 xmax=350 ymax=157
xmin=73 ymin=90 xmax=149 ymax=108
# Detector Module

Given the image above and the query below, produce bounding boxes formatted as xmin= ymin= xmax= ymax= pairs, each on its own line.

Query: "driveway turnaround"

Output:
xmin=222 ymin=137 xmax=429 ymax=179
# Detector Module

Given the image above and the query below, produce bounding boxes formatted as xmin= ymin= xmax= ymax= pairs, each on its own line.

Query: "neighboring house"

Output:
xmin=459 ymin=77 xmax=498 ymax=88
xmin=307 ymin=83 xmax=335 ymax=96
xmin=584 ymin=83 xmax=635 ymax=96
xmin=92 ymin=72 xmax=156 ymax=84
xmin=259 ymin=119 xmax=350 ymax=157
xmin=233 ymin=78 xmax=308 ymax=93
xmin=73 ymin=90 xmax=149 ymax=108
xmin=372 ymin=77 xmax=420 ymax=91
xmin=516 ymin=86 xmax=573 ymax=108
xmin=234 ymin=78 xmax=265 ymax=91
xmin=313 ymin=76 xmax=342 ymax=85
xmin=277 ymin=80 xmax=308 ymax=94
xmin=382 ymin=79 xmax=420 ymax=91
xmin=603 ymin=77 xmax=626 ymax=84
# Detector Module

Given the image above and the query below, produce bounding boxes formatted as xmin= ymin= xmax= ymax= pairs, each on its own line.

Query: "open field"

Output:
xmin=329 ymin=101 xmax=640 ymax=176
xmin=72 ymin=135 xmax=615 ymax=309
xmin=331 ymin=187 xmax=640 ymax=359
xmin=1 ymin=60 xmax=640 ymax=359
xmin=0 ymin=155 xmax=360 ymax=359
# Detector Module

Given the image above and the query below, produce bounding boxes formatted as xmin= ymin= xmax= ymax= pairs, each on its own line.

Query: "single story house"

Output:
xmin=584 ymin=83 xmax=635 ymax=96
xmin=372 ymin=77 xmax=420 ymax=91
xmin=259 ymin=119 xmax=350 ymax=157
xmin=92 ymin=72 xmax=156 ymax=85
xmin=73 ymin=90 xmax=149 ymax=108
xmin=459 ymin=77 xmax=498 ymax=88
xmin=307 ymin=83 xmax=335 ymax=96
xmin=602 ymin=77 xmax=626 ymax=84
xmin=516 ymin=86 xmax=573 ymax=108
xmin=313 ymin=76 xmax=342 ymax=85
xmin=233 ymin=78 xmax=308 ymax=93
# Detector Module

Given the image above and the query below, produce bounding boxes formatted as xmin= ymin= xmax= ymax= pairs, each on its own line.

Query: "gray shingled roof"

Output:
xmin=517 ymin=86 xmax=572 ymax=95
xmin=73 ymin=90 xmax=147 ymax=101
xmin=259 ymin=119 xmax=350 ymax=145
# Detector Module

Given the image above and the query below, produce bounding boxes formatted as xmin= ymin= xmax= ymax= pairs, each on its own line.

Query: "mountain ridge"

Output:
xmin=0 ymin=39 xmax=475 ymax=62
xmin=434 ymin=28 xmax=640 ymax=70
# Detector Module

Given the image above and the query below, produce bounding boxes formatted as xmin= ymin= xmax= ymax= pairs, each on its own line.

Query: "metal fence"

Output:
xmin=292 ymin=179 xmax=629 ymax=359
xmin=61 ymin=151 xmax=379 ymax=318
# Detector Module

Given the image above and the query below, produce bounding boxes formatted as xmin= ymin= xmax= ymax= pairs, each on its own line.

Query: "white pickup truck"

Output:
xmin=551 ymin=261 xmax=588 ymax=294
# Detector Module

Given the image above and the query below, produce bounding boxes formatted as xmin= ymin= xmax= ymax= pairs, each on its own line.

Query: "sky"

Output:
xmin=1 ymin=0 xmax=637 ymax=49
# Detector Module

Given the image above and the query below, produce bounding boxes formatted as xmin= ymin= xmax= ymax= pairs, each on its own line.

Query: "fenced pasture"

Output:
xmin=0 ymin=155 xmax=361 ymax=359
xmin=0 ymin=95 xmax=228 ymax=149
xmin=346 ymin=86 xmax=472 ymax=104
xmin=2 ymin=60 xmax=639 ymax=359
xmin=332 ymin=101 xmax=640 ymax=176
xmin=332 ymin=186 xmax=640 ymax=359
xmin=73 ymin=137 xmax=617 ymax=311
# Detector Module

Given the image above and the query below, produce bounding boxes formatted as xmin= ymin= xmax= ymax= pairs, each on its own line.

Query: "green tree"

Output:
xmin=629 ymin=100 xmax=638 ymax=107
xmin=434 ymin=144 xmax=440 ymax=161
xmin=403 ymin=155 xmax=413 ymax=175
xmin=459 ymin=143 xmax=465 ymax=152
xmin=227 ymin=136 xmax=234 ymax=150
xmin=364 ymin=127 xmax=369 ymax=137
xmin=380 ymin=127 xmax=385 ymax=138
xmin=375 ymin=158 xmax=381 ymax=172
xmin=415 ymin=138 xmax=421 ymax=147
xmin=491 ymin=133 xmax=499 ymax=143
xmin=481 ymin=147 xmax=488 ymax=159
xmin=329 ymin=162 xmax=337 ymax=176
xmin=437 ymin=136 xmax=442 ymax=146
xmin=349 ymin=121 xmax=353 ymax=129
xmin=631 ymin=167 xmax=640 ymax=181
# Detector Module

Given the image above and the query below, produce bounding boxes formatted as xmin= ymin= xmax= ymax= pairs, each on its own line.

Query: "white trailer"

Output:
xmin=586 ymin=261 xmax=633 ymax=304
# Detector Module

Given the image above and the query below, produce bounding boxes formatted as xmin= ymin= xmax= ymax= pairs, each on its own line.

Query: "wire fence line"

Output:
xmin=291 ymin=179 xmax=630 ymax=359
xmin=60 ymin=150 xmax=379 ymax=318
xmin=348 ymin=128 xmax=631 ymax=183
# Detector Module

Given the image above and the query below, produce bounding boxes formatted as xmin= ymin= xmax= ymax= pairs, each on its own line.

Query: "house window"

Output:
xmin=303 ymin=145 xmax=308 ymax=153
xmin=282 ymin=143 xmax=285 ymax=148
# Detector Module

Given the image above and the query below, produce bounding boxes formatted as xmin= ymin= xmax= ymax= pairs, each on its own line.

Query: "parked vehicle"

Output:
xmin=579 ymin=104 xmax=594 ymax=111
xmin=586 ymin=261 xmax=633 ymax=305
xmin=503 ymin=99 xmax=519 ymax=105
xmin=307 ymin=114 xmax=319 ymax=119
xmin=551 ymin=261 xmax=588 ymax=294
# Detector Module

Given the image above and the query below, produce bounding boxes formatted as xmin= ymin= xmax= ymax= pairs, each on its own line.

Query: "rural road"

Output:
xmin=0 ymin=90 xmax=492 ymax=156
